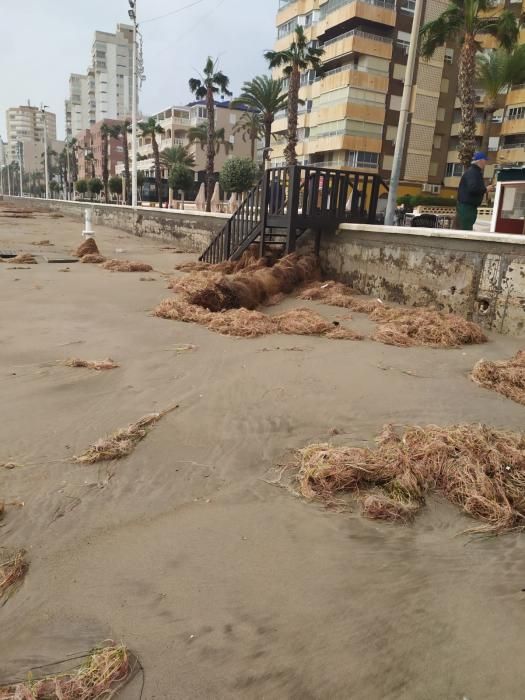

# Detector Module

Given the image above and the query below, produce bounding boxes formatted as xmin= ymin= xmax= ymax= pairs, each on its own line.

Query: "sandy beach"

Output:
xmin=1 ymin=209 xmax=525 ymax=699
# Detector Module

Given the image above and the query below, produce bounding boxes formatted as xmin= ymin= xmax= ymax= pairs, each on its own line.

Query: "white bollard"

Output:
xmin=82 ymin=207 xmax=95 ymax=238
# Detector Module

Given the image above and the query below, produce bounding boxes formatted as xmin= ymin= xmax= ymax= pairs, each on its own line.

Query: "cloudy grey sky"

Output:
xmin=0 ymin=0 xmax=277 ymax=140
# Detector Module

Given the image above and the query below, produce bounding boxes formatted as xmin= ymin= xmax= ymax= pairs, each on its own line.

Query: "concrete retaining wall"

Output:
xmin=313 ymin=224 xmax=525 ymax=336
xmin=1 ymin=196 xmax=226 ymax=253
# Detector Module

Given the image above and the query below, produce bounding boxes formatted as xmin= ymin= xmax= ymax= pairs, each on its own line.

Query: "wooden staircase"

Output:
xmin=200 ymin=165 xmax=387 ymax=264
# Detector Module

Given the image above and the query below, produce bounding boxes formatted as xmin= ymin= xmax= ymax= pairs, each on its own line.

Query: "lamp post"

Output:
xmin=129 ymin=0 xmax=138 ymax=209
xmin=41 ymin=104 xmax=50 ymax=199
xmin=16 ymin=142 xmax=24 ymax=196
xmin=384 ymin=0 xmax=424 ymax=226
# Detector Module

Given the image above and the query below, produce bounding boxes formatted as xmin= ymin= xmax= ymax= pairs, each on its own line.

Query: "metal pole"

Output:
xmin=7 ymin=159 xmax=11 ymax=195
xmin=41 ymin=105 xmax=50 ymax=199
xmin=131 ymin=2 xmax=138 ymax=209
xmin=17 ymin=142 xmax=23 ymax=196
xmin=65 ymin=137 xmax=71 ymax=200
xmin=384 ymin=0 xmax=424 ymax=226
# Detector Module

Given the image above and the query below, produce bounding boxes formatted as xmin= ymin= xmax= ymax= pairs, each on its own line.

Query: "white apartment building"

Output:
xmin=5 ymin=105 xmax=57 ymax=172
xmin=66 ymin=24 xmax=134 ymax=137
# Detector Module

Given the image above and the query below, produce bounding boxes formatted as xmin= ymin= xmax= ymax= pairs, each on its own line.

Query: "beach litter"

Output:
xmin=293 ymin=423 xmax=525 ymax=534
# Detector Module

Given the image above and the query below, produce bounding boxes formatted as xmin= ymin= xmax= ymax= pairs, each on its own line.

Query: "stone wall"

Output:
xmin=312 ymin=224 xmax=525 ymax=336
xmin=1 ymin=196 xmax=226 ymax=253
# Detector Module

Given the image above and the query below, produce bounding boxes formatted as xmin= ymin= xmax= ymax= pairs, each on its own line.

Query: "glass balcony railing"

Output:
xmin=322 ymin=28 xmax=393 ymax=48
xmin=320 ymin=0 xmax=395 ymax=19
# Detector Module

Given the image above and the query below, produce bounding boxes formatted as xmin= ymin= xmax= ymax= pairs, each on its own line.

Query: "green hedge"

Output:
xmin=397 ymin=194 xmax=457 ymax=207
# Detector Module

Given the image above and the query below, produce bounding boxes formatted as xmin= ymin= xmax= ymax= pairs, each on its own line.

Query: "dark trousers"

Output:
xmin=457 ymin=203 xmax=478 ymax=231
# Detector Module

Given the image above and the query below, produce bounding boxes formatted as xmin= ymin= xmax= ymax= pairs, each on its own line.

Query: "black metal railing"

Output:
xmin=200 ymin=165 xmax=387 ymax=263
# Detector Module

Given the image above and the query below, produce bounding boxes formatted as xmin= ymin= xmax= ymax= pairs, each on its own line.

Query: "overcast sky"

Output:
xmin=0 ymin=0 xmax=277 ymax=140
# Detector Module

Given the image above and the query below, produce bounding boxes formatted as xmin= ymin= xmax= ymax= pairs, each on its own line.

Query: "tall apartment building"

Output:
xmin=5 ymin=105 xmax=58 ymax=173
xmin=66 ymin=24 xmax=134 ymax=138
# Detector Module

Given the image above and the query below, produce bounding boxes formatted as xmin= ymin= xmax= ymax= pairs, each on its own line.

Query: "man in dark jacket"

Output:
xmin=457 ymin=152 xmax=495 ymax=230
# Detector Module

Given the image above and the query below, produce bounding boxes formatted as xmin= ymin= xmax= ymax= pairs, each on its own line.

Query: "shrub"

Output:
xmin=219 ymin=157 xmax=257 ymax=194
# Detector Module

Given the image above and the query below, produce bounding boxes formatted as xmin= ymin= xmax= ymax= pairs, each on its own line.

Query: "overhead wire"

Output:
xmin=141 ymin=0 xmax=208 ymax=24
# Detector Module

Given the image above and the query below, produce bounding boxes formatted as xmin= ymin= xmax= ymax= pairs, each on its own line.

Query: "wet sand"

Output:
xmin=1 ymin=210 xmax=525 ymax=699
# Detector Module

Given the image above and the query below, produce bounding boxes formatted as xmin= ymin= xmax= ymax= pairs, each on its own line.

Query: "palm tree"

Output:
xmin=138 ymin=117 xmax=165 ymax=206
xmin=84 ymin=150 xmax=96 ymax=179
xmin=420 ymin=0 xmax=520 ymax=168
xmin=187 ymin=122 xmax=231 ymax=156
xmin=265 ymin=27 xmax=324 ymax=166
xmin=100 ymin=124 xmax=111 ymax=202
xmin=189 ymin=57 xmax=232 ymax=212
xmin=232 ymin=75 xmax=288 ymax=159
xmin=113 ymin=120 xmax=131 ymax=204
xmin=160 ymin=145 xmax=196 ymax=207
xmin=477 ymin=46 xmax=525 ymax=155
xmin=233 ymin=111 xmax=264 ymax=161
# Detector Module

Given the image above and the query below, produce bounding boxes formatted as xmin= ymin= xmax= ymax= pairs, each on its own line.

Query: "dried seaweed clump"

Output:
xmin=65 ymin=358 xmax=119 ymax=371
xmin=370 ymin=307 xmax=487 ymax=348
xmin=186 ymin=253 xmax=319 ymax=312
xmin=153 ymin=299 xmax=213 ymax=324
xmin=298 ymin=280 xmax=386 ymax=314
xmin=73 ymin=406 xmax=177 ymax=464
xmin=102 ymin=259 xmax=153 ymax=272
xmin=207 ymin=309 xmax=277 ymax=338
xmin=9 ymin=253 xmax=37 ymax=264
xmin=471 ymin=351 xmax=525 ymax=406
xmin=81 ymin=253 xmax=107 ymax=264
xmin=74 ymin=237 xmax=100 ymax=258
xmin=0 ymin=642 xmax=131 ymax=700
xmin=0 ymin=549 xmax=28 ymax=601
xmin=295 ymin=424 xmax=525 ymax=534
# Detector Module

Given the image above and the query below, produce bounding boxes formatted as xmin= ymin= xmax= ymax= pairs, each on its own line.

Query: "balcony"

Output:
xmin=320 ymin=0 xmax=396 ymax=32
xmin=322 ymin=29 xmax=393 ymax=62
xmin=307 ymin=132 xmax=382 ymax=155
xmin=505 ymin=86 xmax=525 ymax=106
xmin=319 ymin=64 xmax=389 ymax=93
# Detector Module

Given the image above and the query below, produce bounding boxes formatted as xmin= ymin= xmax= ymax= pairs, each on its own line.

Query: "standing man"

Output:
xmin=457 ymin=152 xmax=495 ymax=230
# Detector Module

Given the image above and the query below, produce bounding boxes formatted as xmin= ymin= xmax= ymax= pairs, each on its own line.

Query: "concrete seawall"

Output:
xmin=1 ymin=196 xmax=225 ymax=253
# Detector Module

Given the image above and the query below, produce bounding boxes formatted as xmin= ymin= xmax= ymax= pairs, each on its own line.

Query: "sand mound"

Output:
xmin=73 ymin=405 xmax=177 ymax=464
xmin=471 ymin=351 xmax=525 ymax=405
xmin=102 ymin=259 xmax=153 ymax=272
xmin=10 ymin=253 xmax=37 ymax=264
xmin=74 ymin=237 xmax=100 ymax=258
xmin=65 ymin=358 xmax=119 ymax=370
xmin=0 ymin=642 xmax=131 ymax=699
xmin=370 ymin=307 xmax=487 ymax=348
xmin=0 ymin=549 xmax=27 ymax=601
xmin=81 ymin=253 xmax=107 ymax=264
xmin=294 ymin=424 xmax=525 ymax=534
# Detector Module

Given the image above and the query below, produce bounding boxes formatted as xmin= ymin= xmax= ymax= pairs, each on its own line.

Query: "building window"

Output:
xmin=277 ymin=18 xmax=298 ymax=39
xmin=436 ymin=107 xmax=446 ymax=121
xmin=347 ymin=151 xmax=379 ymax=169
xmin=396 ymin=31 xmax=411 ymax=52
xmin=444 ymin=48 xmax=454 ymax=64
xmin=446 ymin=162 xmax=463 ymax=177
xmin=229 ymin=113 xmax=237 ymax=125
xmin=400 ymin=0 xmax=415 ymax=13
xmin=507 ymin=105 xmax=525 ymax=120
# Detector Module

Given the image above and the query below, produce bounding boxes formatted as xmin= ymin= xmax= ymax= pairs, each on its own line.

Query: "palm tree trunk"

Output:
xmin=152 ymin=136 xmax=162 ymax=207
xmin=284 ymin=65 xmax=300 ymax=166
xmin=458 ymin=34 xmax=478 ymax=169
xmin=250 ymin=135 xmax=256 ymax=162
xmin=206 ymin=87 xmax=216 ymax=213
xmin=264 ymin=114 xmax=273 ymax=163
xmin=102 ymin=132 xmax=109 ymax=202
xmin=122 ymin=126 xmax=131 ymax=205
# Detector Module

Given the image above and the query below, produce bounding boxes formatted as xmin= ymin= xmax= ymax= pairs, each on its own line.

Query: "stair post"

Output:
xmin=259 ymin=169 xmax=269 ymax=257
xmin=286 ymin=165 xmax=301 ymax=253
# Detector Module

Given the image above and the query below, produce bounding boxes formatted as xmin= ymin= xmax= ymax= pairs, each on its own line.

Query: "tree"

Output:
xmin=477 ymin=46 xmax=525 ymax=154
xmin=169 ymin=164 xmax=195 ymax=210
xmin=109 ymin=175 xmax=123 ymax=201
xmin=232 ymin=75 xmax=288 ymax=159
xmin=138 ymin=117 xmax=165 ymax=207
xmin=100 ymin=124 xmax=113 ymax=202
xmin=160 ymin=145 xmax=196 ymax=207
xmin=187 ymin=122 xmax=231 ymax=156
xmin=85 ymin=150 xmax=96 ymax=179
xmin=75 ymin=178 xmax=88 ymax=199
xmin=50 ymin=180 xmax=60 ymax=198
xmin=88 ymin=177 xmax=103 ymax=201
xmin=233 ymin=111 xmax=264 ymax=161
xmin=420 ymin=0 xmax=520 ymax=168
xmin=219 ymin=157 xmax=257 ymax=194
xmin=189 ymin=56 xmax=232 ymax=212
xmin=265 ymin=27 xmax=324 ymax=166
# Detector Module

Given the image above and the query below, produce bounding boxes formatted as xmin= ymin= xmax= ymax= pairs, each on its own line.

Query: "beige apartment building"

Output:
xmin=272 ymin=0 xmax=524 ymax=198
xmin=5 ymin=105 xmax=61 ymax=174
xmin=116 ymin=101 xmax=254 ymax=180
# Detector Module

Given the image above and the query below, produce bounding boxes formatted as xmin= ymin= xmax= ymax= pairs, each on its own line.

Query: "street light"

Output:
xmin=40 ymin=104 xmax=50 ymax=199
xmin=129 ymin=0 xmax=138 ymax=209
